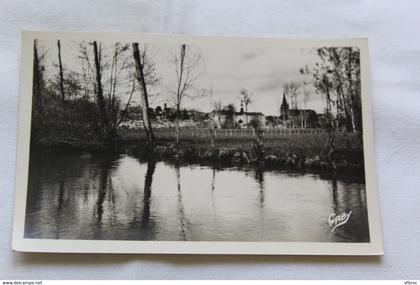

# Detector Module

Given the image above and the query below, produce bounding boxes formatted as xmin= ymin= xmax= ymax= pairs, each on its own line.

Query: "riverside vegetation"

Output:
xmin=30 ymin=40 xmax=364 ymax=175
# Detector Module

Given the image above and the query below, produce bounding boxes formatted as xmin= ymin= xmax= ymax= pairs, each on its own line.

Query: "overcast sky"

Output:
xmin=39 ymin=37 xmax=326 ymax=115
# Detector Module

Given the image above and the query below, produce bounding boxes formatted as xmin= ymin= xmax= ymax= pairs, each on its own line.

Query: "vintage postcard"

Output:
xmin=12 ymin=31 xmax=383 ymax=255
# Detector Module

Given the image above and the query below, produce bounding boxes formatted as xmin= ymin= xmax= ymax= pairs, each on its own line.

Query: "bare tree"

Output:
xmin=81 ymin=41 xmax=138 ymax=144
xmin=213 ymin=100 xmax=223 ymax=128
xmin=302 ymin=78 xmax=312 ymax=128
xmin=239 ymin=89 xmax=252 ymax=125
xmin=133 ymin=43 xmax=154 ymax=144
xmin=92 ymin=41 xmax=110 ymax=142
xmin=283 ymin=81 xmax=301 ymax=110
xmin=80 ymin=41 xmax=154 ymax=145
xmin=302 ymin=47 xmax=361 ymax=133
xmin=168 ymin=44 xmax=203 ymax=142
xmin=345 ymin=47 xmax=359 ymax=133
xmin=78 ymin=42 xmax=96 ymax=101
xmin=33 ymin=39 xmax=44 ymax=115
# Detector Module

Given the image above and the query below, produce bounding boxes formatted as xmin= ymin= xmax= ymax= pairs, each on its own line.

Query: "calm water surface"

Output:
xmin=25 ymin=149 xmax=369 ymax=242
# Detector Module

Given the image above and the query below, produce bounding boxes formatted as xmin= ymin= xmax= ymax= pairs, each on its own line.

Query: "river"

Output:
xmin=24 ymin=148 xmax=370 ymax=242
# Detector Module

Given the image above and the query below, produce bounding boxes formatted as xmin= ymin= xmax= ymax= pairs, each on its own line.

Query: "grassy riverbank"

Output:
xmin=123 ymin=130 xmax=365 ymax=173
xmin=32 ymin=128 xmax=364 ymax=173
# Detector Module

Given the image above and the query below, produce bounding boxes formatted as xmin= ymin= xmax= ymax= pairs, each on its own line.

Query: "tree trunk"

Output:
xmin=209 ymin=123 xmax=215 ymax=148
xmin=57 ymin=40 xmax=65 ymax=102
xmin=325 ymin=82 xmax=334 ymax=130
xmin=132 ymin=43 xmax=155 ymax=143
xmin=347 ymin=48 xmax=357 ymax=133
xmin=176 ymin=104 xmax=180 ymax=142
xmin=175 ymin=44 xmax=186 ymax=143
xmin=93 ymin=41 xmax=110 ymax=142
xmin=245 ymin=104 xmax=248 ymax=126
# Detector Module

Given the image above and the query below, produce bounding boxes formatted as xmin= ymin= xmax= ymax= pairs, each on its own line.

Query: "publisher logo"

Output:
xmin=328 ymin=211 xmax=352 ymax=232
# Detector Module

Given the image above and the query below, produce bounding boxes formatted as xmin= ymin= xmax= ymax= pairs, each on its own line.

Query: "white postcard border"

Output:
xmin=12 ymin=31 xmax=383 ymax=255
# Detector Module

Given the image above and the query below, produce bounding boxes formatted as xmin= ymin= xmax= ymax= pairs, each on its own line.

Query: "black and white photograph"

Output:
xmin=12 ymin=32 xmax=382 ymax=255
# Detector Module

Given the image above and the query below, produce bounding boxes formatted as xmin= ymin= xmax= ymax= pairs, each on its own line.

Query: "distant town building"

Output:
xmin=265 ymin=115 xmax=283 ymax=128
xmin=279 ymin=92 xmax=318 ymax=128
xmin=210 ymin=106 xmax=266 ymax=129
xmin=162 ymin=103 xmax=176 ymax=121
xmin=234 ymin=107 xmax=265 ymax=128
xmin=120 ymin=97 xmax=320 ymax=130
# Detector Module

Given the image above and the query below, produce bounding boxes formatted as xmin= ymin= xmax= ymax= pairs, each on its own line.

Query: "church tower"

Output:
xmin=280 ymin=92 xmax=289 ymax=119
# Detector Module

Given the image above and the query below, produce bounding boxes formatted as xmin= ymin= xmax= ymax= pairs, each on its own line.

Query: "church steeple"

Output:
xmin=280 ymin=92 xmax=289 ymax=117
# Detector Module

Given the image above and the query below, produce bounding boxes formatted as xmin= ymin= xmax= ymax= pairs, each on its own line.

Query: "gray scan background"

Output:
xmin=1 ymin=0 xmax=419 ymax=279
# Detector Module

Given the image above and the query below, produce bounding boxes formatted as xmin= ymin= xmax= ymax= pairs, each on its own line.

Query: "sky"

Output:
xmin=38 ymin=36 xmax=326 ymax=116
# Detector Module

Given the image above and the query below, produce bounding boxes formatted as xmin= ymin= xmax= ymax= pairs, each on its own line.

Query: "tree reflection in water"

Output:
xmin=92 ymin=154 xmax=120 ymax=238
xmin=94 ymin=163 xmax=109 ymax=226
xmin=140 ymin=160 xmax=156 ymax=228
xmin=54 ymin=179 xmax=66 ymax=239
xmin=254 ymin=166 xmax=265 ymax=208
xmin=330 ymin=176 xmax=370 ymax=242
xmin=57 ymin=180 xmax=65 ymax=211
xmin=174 ymin=163 xmax=192 ymax=241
